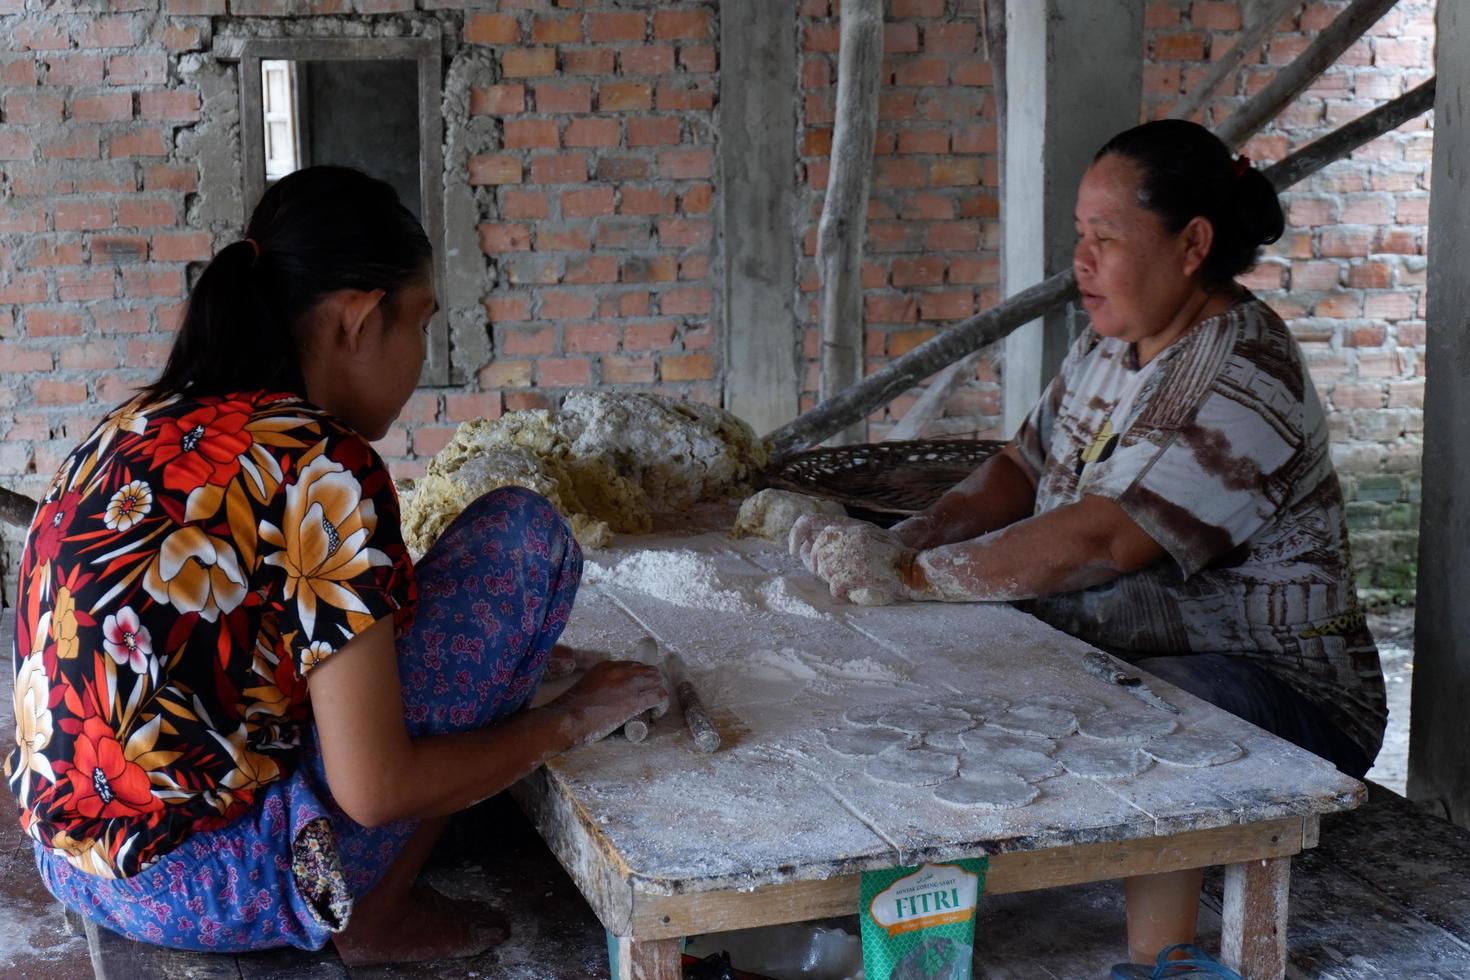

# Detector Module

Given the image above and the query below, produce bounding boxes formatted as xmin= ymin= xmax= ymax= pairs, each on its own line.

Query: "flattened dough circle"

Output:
xmin=823 ymin=727 xmax=917 ymax=757
xmin=844 ymin=702 xmax=908 ymax=726
xmin=1077 ymin=712 xmax=1179 ymax=744
xmin=877 ymin=704 xmax=975 ymax=735
xmin=960 ymin=748 xmax=1062 ymax=782
xmin=934 ymin=771 xmax=1040 ymax=810
xmin=1143 ymin=732 xmax=1245 ymax=767
xmin=865 ymin=748 xmax=961 ymax=786
xmin=991 ymin=704 xmax=1077 ymax=739
xmin=961 ymin=727 xmax=1058 ymax=757
xmin=1056 ymin=743 xmax=1154 ymax=779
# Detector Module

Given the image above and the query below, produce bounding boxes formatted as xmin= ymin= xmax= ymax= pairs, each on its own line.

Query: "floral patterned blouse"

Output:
xmin=5 ymin=391 xmax=415 ymax=878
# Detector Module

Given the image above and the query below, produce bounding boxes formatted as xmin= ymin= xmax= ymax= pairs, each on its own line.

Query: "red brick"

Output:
xmin=54 ymin=200 xmax=112 ymax=231
xmin=531 ymin=14 xmax=581 ymax=44
xmin=5 ymin=91 xmax=63 ymax=124
xmin=621 ymin=45 xmax=675 ymax=75
xmin=468 ymin=154 xmax=521 ymax=185
xmin=485 ymin=294 xmax=531 ymax=323
xmin=562 ymin=187 xmax=615 ymax=218
xmin=0 ymin=129 xmax=33 ymax=160
xmin=26 ymin=240 xmax=85 ymax=267
xmin=624 ymin=321 xmax=676 ymax=350
xmin=679 ymin=44 xmax=717 ymax=74
xmin=653 ymin=9 xmax=710 ymax=40
xmin=930 ymin=158 xmax=981 ymax=186
xmin=107 ymin=128 xmax=167 ymax=158
xmin=588 ymin=12 xmax=645 ymax=42
xmin=500 ymin=188 xmax=549 ymax=220
xmin=680 ymin=184 xmax=712 ymax=214
xmin=656 ymin=217 xmax=710 ymax=247
xmin=78 ymin=15 xmax=136 ymax=48
xmin=43 ymin=129 xmax=99 ymax=160
xmin=479 ymin=360 xmax=533 ymax=388
xmin=919 ymin=290 xmax=976 ymax=321
xmin=562 ymin=255 xmax=618 ymax=283
xmin=1321 ymin=227 xmax=1374 ymax=258
xmin=892 ymin=0 xmax=943 ymax=15
xmin=1154 ymin=33 xmax=1205 ymax=61
xmin=660 ymin=286 xmax=710 ymax=316
xmin=502 ymin=48 xmax=557 ymax=78
xmin=596 ymin=155 xmax=649 ymax=181
xmin=117 ymin=198 xmax=175 ymax=227
xmin=894 ymin=57 xmax=948 ymax=87
xmin=530 ymin=152 xmax=589 ymax=184
xmin=899 ymin=193 xmax=956 ymax=221
xmin=803 ymin=23 xmax=840 ymax=53
xmin=106 ymin=53 xmax=166 ymax=85
xmin=599 ymin=80 xmax=652 ymax=112
xmin=5 ymin=347 xmax=55 ymax=371
xmin=924 ymin=22 xmax=977 ymax=54
xmin=16 ymin=22 xmax=69 ymax=51
xmin=891 ymin=257 xmax=945 ymax=287
xmin=621 ymin=255 xmax=677 ymax=283
xmin=35 ymin=381 xmax=88 ymax=405
xmin=562 ymin=48 xmax=617 ymax=75
xmin=504 ymin=119 xmax=559 ymax=149
xmin=564 ymin=323 xmax=619 ymax=352
xmin=0 ymin=56 xmax=37 ymax=86
xmin=951 ymin=60 xmax=993 ymax=87
xmin=479 ymin=223 xmax=532 ymax=253
xmin=1346 ymin=324 xmax=1388 ymax=347
xmin=71 ymin=92 xmax=132 ymax=123
xmin=444 ymin=391 xmax=502 ymax=422
xmin=801 ymin=56 xmax=831 ymax=89
xmin=865 ymin=294 xmax=919 ymax=324
xmin=888 ymin=328 xmax=939 ymax=356
xmin=1364 ymin=292 xmax=1416 ymax=320
xmin=621 ymin=188 xmax=675 ymax=215
xmin=470 ymin=84 xmax=525 ymax=116
xmin=43 ymin=54 xmax=104 ymax=86
xmin=498 ymin=325 xmax=555 ymax=356
xmin=1347 ymin=263 xmax=1393 ymax=290
xmin=537 ymin=357 xmax=591 ymax=387
xmin=655 ymin=79 xmax=714 ymax=111
xmin=897 ymin=128 xmax=949 ymax=155
xmin=540 ymin=291 xmax=596 ymax=320
xmin=535 ymin=82 xmax=592 ymax=114
xmin=628 ymin=116 xmax=681 ymax=146
xmin=411 ymin=425 xmax=456 ymax=458
xmin=89 ymin=234 xmax=148 ymax=262
xmin=27 ymin=309 xmax=83 ymax=336
xmin=465 ymin=13 xmax=519 ymax=45
xmin=138 ymin=89 xmax=200 ymax=122
xmin=661 ymin=353 xmax=714 ymax=382
xmin=120 ymin=266 xmax=181 ymax=299
xmin=157 ymin=22 xmax=204 ymax=52
xmin=563 ymin=117 xmax=620 ymax=147
xmin=504 ymin=392 xmax=553 ymax=411
xmin=657 ymin=148 xmax=712 ymax=180
xmin=601 ymin=355 xmax=656 ymax=384
xmin=60 ymin=340 xmax=118 ymax=371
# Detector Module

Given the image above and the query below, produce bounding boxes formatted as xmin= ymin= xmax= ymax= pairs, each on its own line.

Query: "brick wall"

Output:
xmin=0 ymin=0 xmax=1434 ymax=604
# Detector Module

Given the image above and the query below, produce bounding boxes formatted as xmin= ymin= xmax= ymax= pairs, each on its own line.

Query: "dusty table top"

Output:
xmin=535 ymin=529 xmax=1364 ymax=899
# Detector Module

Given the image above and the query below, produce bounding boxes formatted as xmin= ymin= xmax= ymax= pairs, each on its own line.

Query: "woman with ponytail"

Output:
xmin=6 ymin=166 xmax=666 ymax=963
xmin=790 ymin=120 xmax=1386 ymax=969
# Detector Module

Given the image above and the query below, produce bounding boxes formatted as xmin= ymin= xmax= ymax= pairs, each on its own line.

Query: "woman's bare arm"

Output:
xmin=307 ymin=617 xmax=667 ymax=827
xmin=890 ymin=445 xmax=1040 ymax=550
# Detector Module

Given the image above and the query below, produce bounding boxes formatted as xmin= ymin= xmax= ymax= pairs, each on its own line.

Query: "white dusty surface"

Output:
xmin=539 ymin=531 xmax=1366 ymax=894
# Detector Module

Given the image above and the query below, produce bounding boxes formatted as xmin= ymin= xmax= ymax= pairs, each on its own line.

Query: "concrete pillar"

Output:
xmin=719 ymin=0 xmax=801 ymax=436
xmin=1408 ymin=0 xmax=1470 ymax=827
xmin=1001 ymin=0 xmax=1142 ymax=434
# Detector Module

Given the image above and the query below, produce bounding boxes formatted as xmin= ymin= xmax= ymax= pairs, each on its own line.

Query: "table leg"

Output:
xmin=1220 ymin=855 xmax=1290 ymax=980
xmin=611 ymin=935 xmax=682 ymax=980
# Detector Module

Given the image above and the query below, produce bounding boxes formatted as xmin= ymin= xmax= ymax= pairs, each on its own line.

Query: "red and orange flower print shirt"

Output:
xmin=5 ymin=391 xmax=415 ymax=878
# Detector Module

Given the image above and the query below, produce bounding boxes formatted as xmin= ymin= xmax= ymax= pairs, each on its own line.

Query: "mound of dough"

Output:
xmin=400 ymin=393 xmax=765 ymax=557
xmin=731 ymin=488 xmax=847 ymax=542
xmin=559 ymin=391 xmax=767 ymax=509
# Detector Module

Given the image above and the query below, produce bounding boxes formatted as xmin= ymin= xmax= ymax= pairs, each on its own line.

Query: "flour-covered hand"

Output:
xmin=788 ymin=512 xmax=868 ymax=573
xmin=809 ymin=523 xmax=928 ymax=605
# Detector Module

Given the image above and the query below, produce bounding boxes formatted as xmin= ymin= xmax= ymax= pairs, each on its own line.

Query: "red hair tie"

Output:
xmin=1232 ymin=155 xmax=1252 ymax=179
xmin=242 ymin=237 xmax=261 ymax=262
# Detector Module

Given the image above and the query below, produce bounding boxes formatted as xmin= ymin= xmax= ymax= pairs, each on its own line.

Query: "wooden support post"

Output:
xmin=1220 ymin=856 xmax=1290 ymax=980
xmin=1215 ymin=0 xmax=1399 ymax=148
xmin=1168 ymin=0 xmax=1305 ymax=123
xmin=817 ymin=0 xmax=882 ymax=445
xmin=1410 ymin=0 xmax=1470 ymax=828
xmin=611 ymin=935 xmax=682 ymax=980
xmin=1 ymin=486 xmax=36 ymax=529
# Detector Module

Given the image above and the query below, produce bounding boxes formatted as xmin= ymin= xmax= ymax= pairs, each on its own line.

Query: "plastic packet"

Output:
xmin=858 ymin=858 xmax=987 ymax=980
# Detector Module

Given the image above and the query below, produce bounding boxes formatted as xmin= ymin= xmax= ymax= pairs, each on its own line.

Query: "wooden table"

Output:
xmin=514 ymin=531 xmax=1364 ymax=980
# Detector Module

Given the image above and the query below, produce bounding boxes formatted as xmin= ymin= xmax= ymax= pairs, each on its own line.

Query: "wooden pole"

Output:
xmin=1168 ymin=0 xmax=1305 ymax=124
xmin=1215 ymin=0 xmax=1400 ymax=149
xmin=1 ymin=486 xmax=36 ymax=530
xmin=817 ymin=0 xmax=883 ymax=445
xmin=766 ymin=74 xmax=1436 ymax=462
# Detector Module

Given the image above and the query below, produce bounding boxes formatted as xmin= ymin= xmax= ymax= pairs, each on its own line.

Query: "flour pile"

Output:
xmin=399 ymin=393 xmax=767 ymax=556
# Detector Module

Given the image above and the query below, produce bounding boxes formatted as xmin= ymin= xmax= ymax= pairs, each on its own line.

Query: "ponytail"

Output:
xmin=141 ymin=166 xmax=431 ymax=401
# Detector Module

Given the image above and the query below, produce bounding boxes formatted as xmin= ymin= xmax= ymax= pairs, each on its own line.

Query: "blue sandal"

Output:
xmin=1109 ymin=943 xmax=1243 ymax=979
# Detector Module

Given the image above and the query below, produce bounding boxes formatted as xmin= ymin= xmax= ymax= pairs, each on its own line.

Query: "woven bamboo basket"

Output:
xmin=763 ymin=438 xmax=1006 ymax=526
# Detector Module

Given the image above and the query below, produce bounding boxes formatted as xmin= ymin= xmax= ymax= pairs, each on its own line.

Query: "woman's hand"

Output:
xmin=548 ymin=660 xmax=670 ymax=746
xmin=809 ymin=523 xmax=929 ymax=606
xmin=788 ymin=512 xmax=869 ymax=572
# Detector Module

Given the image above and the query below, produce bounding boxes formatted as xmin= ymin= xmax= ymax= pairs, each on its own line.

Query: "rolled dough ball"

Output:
xmin=1143 ymin=732 xmax=1245 ymax=767
xmin=1056 ymin=743 xmax=1154 ymax=779
xmin=934 ymin=771 xmax=1040 ymax=809
xmin=990 ymin=705 xmax=1078 ymax=739
xmin=731 ymin=488 xmax=847 ymax=543
xmin=823 ymin=727 xmax=917 ymax=757
xmin=865 ymin=748 xmax=961 ymax=786
xmin=1077 ymin=711 xmax=1179 ymax=744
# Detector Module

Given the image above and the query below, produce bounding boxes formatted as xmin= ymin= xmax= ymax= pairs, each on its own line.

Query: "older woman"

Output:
xmin=793 ymin=119 xmax=1386 ymax=969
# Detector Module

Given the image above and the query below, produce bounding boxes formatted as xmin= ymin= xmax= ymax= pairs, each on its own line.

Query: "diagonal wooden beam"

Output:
xmin=1215 ymin=0 xmax=1401 ymax=148
xmin=1262 ymin=76 xmax=1435 ymax=189
xmin=1169 ymin=0 xmax=1306 ymax=124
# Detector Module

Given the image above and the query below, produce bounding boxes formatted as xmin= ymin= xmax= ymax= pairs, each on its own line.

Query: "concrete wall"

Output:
xmin=0 ymin=0 xmax=1434 ymax=605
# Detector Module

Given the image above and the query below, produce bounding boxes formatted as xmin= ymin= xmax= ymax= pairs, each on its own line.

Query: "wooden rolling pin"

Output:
xmin=622 ymin=636 xmax=669 ymax=743
xmin=665 ymin=651 xmax=721 ymax=753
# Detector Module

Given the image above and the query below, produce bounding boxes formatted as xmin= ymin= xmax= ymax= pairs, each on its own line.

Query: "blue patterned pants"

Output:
xmin=35 ymin=487 xmax=582 ymax=951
